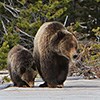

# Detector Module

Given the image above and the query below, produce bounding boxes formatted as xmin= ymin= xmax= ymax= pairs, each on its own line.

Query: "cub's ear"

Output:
xmin=50 ymin=30 xmax=65 ymax=44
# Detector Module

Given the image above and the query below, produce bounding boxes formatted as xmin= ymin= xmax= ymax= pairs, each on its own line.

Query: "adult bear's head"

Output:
xmin=50 ymin=29 xmax=78 ymax=61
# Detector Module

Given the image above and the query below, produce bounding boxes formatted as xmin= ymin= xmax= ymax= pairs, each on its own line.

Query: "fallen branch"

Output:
xmin=15 ymin=26 xmax=34 ymax=39
xmin=1 ymin=15 xmax=10 ymax=23
xmin=3 ymin=4 xmax=19 ymax=18
xmin=64 ymin=16 xmax=68 ymax=26
xmin=0 ymin=18 xmax=8 ymax=34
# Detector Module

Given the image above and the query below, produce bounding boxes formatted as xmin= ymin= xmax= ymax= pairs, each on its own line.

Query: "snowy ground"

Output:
xmin=0 ymin=77 xmax=100 ymax=100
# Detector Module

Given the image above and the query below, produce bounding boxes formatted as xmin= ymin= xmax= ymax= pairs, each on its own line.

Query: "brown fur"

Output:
xmin=33 ymin=21 xmax=78 ymax=88
xmin=7 ymin=45 xmax=37 ymax=87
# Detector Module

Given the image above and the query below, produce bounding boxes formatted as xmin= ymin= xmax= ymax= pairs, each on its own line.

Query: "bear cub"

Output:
xmin=7 ymin=44 xmax=37 ymax=87
xmin=33 ymin=21 xmax=78 ymax=88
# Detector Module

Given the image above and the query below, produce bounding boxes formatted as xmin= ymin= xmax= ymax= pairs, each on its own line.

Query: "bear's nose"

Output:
xmin=73 ymin=55 xmax=78 ymax=59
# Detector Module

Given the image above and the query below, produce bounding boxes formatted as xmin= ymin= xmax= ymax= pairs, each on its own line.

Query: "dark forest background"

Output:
xmin=0 ymin=0 xmax=99 ymax=76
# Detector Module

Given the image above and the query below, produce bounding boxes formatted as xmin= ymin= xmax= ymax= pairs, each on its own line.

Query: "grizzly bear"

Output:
xmin=7 ymin=45 xmax=37 ymax=87
xmin=33 ymin=21 xmax=78 ymax=88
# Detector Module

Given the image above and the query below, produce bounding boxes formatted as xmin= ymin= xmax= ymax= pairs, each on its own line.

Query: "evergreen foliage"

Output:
xmin=66 ymin=0 xmax=100 ymax=39
xmin=0 ymin=34 xmax=20 ymax=69
xmin=0 ymin=0 xmax=100 ymax=70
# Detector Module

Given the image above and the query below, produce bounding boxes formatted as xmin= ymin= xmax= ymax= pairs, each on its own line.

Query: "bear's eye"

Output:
xmin=75 ymin=45 xmax=77 ymax=49
xmin=70 ymin=43 xmax=74 ymax=48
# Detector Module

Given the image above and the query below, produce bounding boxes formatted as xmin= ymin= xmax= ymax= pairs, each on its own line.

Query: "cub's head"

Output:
xmin=18 ymin=66 xmax=37 ymax=87
xmin=50 ymin=30 xmax=78 ymax=61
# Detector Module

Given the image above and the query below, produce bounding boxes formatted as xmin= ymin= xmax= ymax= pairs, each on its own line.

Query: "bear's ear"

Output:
xmin=56 ymin=30 xmax=66 ymax=40
xmin=51 ymin=30 xmax=65 ymax=44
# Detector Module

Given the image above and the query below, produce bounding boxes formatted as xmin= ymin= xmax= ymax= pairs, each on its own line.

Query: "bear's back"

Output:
xmin=8 ymin=45 xmax=23 ymax=59
xmin=33 ymin=21 xmax=66 ymax=54
xmin=8 ymin=45 xmax=34 ymax=69
xmin=14 ymin=49 xmax=34 ymax=67
xmin=35 ymin=21 xmax=65 ymax=38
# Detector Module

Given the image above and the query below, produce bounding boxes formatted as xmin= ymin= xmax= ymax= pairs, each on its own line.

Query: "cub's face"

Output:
xmin=50 ymin=30 xmax=78 ymax=61
xmin=21 ymin=68 xmax=37 ymax=87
